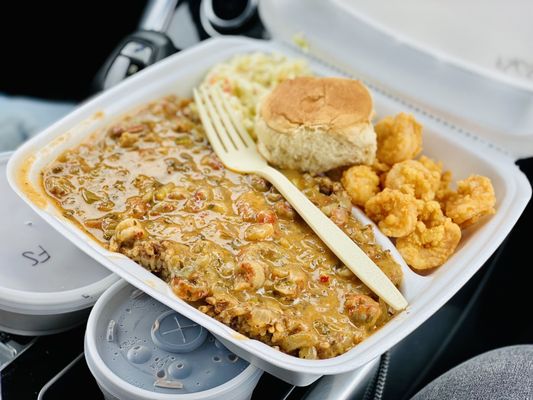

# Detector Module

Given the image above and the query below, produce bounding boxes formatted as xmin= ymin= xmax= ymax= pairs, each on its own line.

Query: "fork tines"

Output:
xmin=193 ymin=85 xmax=254 ymax=154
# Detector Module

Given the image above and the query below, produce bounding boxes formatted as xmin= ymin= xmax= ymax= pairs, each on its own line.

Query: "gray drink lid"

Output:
xmin=96 ymin=284 xmax=248 ymax=394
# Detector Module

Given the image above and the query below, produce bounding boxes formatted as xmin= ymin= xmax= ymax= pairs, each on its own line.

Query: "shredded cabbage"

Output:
xmin=203 ymin=53 xmax=311 ymax=137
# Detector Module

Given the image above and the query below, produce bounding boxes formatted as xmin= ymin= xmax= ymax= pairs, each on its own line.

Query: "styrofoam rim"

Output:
xmin=85 ymin=279 xmax=262 ymax=400
xmin=0 ymin=151 xmax=120 ymax=314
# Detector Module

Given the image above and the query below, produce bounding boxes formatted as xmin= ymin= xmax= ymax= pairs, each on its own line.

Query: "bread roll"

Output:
xmin=255 ymin=77 xmax=376 ymax=174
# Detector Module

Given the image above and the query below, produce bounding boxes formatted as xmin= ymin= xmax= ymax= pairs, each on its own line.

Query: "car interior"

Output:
xmin=0 ymin=1 xmax=531 ymax=399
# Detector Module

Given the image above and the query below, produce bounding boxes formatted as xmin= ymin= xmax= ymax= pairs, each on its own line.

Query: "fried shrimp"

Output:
xmin=375 ymin=113 xmax=422 ymax=165
xmin=365 ymin=188 xmax=419 ymax=237
xmin=339 ymin=109 xmax=498 ymax=272
xmin=397 ymin=201 xmax=461 ymax=270
xmin=435 ymin=170 xmax=453 ymax=209
xmin=418 ymin=156 xmax=442 ymax=176
xmin=418 ymin=156 xmax=453 ymax=207
xmin=445 ymin=175 xmax=496 ymax=228
xmin=385 ymin=160 xmax=440 ymax=201
xmin=341 ymin=165 xmax=380 ymax=207
xmin=417 ymin=200 xmax=447 ymax=227
xmin=371 ymin=161 xmax=391 ymax=187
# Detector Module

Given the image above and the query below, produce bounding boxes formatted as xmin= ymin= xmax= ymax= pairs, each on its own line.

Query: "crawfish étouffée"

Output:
xmin=42 ymin=96 xmax=402 ymax=359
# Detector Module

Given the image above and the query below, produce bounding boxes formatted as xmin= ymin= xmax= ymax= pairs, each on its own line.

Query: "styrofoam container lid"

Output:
xmin=0 ymin=151 xmax=118 ymax=315
xmin=259 ymin=0 xmax=533 ymax=159
xmin=85 ymin=280 xmax=262 ymax=400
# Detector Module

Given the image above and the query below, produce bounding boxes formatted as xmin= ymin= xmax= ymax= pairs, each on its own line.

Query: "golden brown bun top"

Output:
xmin=260 ymin=77 xmax=373 ymax=133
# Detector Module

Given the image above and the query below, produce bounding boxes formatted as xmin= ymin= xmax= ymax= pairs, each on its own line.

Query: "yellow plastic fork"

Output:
xmin=193 ymin=85 xmax=407 ymax=311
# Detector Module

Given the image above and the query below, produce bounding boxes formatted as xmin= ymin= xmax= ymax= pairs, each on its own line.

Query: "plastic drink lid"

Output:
xmin=94 ymin=284 xmax=249 ymax=394
xmin=86 ymin=281 xmax=263 ymax=398
xmin=0 ymin=152 xmax=117 ymax=314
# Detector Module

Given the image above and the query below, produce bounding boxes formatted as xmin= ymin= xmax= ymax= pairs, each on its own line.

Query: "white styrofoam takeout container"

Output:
xmin=0 ymin=151 xmax=119 ymax=335
xmin=8 ymin=0 xmax=531 ymax=385
xmin=5 ymin=35 xmax=531 ymax=385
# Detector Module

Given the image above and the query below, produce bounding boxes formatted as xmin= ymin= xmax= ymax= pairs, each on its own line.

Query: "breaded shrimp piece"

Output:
xmin=435 ymin=170 xmax=453 ymax=209
xmin=445 ymin=175 xmax=496 ymax=228
xmin=375 ymin=113 xmax=422 ymax=165
xmin=365 ymin=188 xmax=419 ymax=237
xmin=341 ymin=165 xmax=380 ymax=207
xmin=418 ymin=155 xmax=453 ymax=208
xmin=417 ymin=200 xmax=447 ymax=227
xmin=385 ymin=160 xmax=441 ymax=201
xmin=418 ymin=155 xmax=442 ymax=176
xmin=370 ymin=160 xmax=391 ymax=187
xmin=397 ymin=201 xmax=461 ymax=270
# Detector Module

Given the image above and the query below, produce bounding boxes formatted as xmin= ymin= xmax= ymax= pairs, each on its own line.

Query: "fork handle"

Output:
xmin=257 ymin=165 xmax=408 ymax=311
